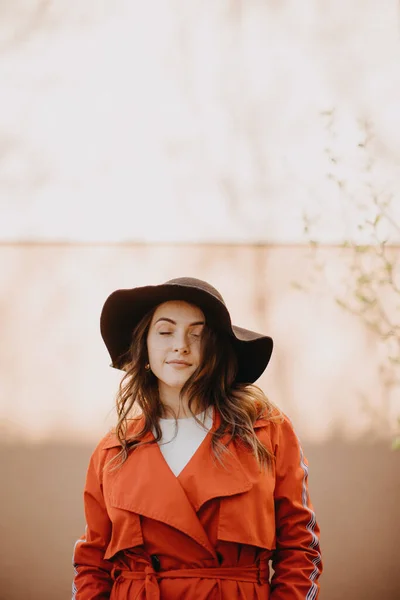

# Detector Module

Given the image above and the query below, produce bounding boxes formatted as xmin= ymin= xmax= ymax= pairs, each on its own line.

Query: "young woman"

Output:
xmin=72 ymin=277 xmax=322 ymax=599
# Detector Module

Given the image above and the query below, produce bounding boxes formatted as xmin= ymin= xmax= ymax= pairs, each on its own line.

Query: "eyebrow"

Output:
xmin=155 ymin=317 xmax=205 ymax=326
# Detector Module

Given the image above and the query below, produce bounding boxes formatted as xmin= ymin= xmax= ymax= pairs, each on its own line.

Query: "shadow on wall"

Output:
xmin=0 ymin=438 xmax=399 ymax=600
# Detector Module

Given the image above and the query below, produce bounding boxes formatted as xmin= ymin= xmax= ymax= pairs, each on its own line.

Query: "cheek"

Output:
xmin=147 ymin=338 xmax=158 ymax=366
xmin=147 ymin=336 xmax=172 ymax=367
xmin=192 ymin=342 xmax=202 ymax=363
xmin=148 ymin=346 xmax=165 ymax=365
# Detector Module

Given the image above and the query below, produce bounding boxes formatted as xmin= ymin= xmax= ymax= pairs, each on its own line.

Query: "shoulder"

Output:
xmin=253 ymin=402 xmax=286 ymax=432
xmin=86 ymin=418 xmax=145 ymax=479
xmin=254 ymin=406 xmax=298 ymax=451
xmin=99 ymin=417 xmax=145 ymax=450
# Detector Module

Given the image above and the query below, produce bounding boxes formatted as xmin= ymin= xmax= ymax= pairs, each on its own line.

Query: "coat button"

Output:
xmin=150 ymin=554 xmax=161 ymax=572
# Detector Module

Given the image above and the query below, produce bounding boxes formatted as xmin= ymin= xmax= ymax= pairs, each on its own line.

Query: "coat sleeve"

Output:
xmin=270 ymin=417 xmax=323 ymax=599
xmin=72 ymin=441 xmax=113 ymax=600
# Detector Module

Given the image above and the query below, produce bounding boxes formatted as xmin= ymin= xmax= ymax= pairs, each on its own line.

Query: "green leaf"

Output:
xmin=373 ymin=214 xmax=382 ymax=226
xmin=355 ymin=292 xmax=376 ymax=305
xmin=357 ymin=275 xmax=371 ymax=285
xmin=290 ymin=281 xmax=306 ymax=291
xmin=336 ymin=299 xmax=348 ymax=310
xmin=385 ymin=263 xmax=393 ymax=274
xmin=392 ymin=436 xmax=400 ymax=451
xmin=388 ymin=355 xmax=400 ymax=364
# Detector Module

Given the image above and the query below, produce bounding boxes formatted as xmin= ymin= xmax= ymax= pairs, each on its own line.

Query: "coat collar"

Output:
xmin=102 ymin=408 xmax=271 ymax=449
xmin=102 ymin=409 xmax=270 ymax=556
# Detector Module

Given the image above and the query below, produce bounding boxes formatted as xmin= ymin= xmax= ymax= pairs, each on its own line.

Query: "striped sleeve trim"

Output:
xmin=71 ymin=529 xmax=87 ymax=600
xmin=298 ymin=444 xmax=322 ymax=600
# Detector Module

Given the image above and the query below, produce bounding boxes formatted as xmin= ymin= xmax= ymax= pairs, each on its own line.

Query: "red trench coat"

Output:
xmin=72 ymin=411 xmax=322 ymax=599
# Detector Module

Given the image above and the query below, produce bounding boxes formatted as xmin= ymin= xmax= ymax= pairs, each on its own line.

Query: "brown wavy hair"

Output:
xmin=110 ymin=304 xmax=281 ymax=471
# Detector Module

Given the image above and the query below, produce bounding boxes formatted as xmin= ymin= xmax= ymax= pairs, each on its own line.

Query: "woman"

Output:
xmin=73 ymin=277 xmax=322 ymax=599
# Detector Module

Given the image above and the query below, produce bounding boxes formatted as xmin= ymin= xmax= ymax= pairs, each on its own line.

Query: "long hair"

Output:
xmin=110 ymin=305 xmax=281 ymax=470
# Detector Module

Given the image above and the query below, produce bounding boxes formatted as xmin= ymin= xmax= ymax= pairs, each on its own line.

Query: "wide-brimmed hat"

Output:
xmin=100 ymin=277 xmax=273 ymax=384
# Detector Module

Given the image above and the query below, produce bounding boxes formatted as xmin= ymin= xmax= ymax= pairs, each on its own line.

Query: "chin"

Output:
xmin=163 ymin=374 xmax=191 ymax=390
xmin=168 ymin=378 xmax=190 ymax=390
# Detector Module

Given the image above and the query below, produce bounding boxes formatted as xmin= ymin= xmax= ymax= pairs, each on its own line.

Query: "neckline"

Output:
xmin=159 ymin=407 xmax=211 ymax=423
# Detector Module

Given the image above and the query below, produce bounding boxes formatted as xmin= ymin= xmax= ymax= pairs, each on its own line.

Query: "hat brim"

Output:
xmin=100 ymin=283 xmax=273 ymax=384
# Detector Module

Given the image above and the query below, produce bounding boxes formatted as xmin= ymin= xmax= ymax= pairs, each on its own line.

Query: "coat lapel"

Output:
xmin=177 ymin=414 xmax=254 ymax=512
xmin=101 ymin=411 xmax=272 ymax=554
xmin=179 ymin=412 xmax=278 ymax=550
xmin=102 ymin=420 xmax=217 ymax=558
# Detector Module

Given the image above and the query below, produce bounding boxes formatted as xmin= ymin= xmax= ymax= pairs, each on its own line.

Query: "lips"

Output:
xmin=167 ymin=360 xmax=192 ymax=366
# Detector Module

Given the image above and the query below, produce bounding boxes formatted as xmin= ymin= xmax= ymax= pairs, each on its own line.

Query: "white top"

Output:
xmin=156 ymin=408 xmax=213 ymax=476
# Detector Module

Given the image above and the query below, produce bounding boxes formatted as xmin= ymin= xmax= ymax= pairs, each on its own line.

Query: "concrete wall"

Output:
xmin=1 ymin=243 xmax=399 ymax=599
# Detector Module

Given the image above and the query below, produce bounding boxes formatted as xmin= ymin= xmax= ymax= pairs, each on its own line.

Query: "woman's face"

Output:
xmin=146 ymin=300 xmax=205 ymax=398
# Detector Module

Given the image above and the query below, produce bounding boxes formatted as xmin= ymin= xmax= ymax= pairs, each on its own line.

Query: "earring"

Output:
xmin=145 ymin=363 xmax=151 ymax=371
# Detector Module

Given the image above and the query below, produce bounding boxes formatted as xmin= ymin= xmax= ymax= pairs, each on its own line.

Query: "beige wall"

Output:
xmin=1 ymin=243 xmax=399 ymax=599
xmin=1 ymin=2 xmax=399 ymax=598
xmin=1 ymin=0 xmax=400 ymax=246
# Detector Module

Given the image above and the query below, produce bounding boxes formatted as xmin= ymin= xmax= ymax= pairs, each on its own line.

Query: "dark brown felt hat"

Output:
xmin=100 ymin=277 xmax=273 ymax=384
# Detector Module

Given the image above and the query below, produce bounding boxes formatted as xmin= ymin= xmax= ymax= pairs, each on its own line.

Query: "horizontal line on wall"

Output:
xmin=0 ymin=240 xmax=399 ymax=249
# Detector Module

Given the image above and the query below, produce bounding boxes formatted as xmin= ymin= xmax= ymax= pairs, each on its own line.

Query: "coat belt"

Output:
xmin=112 ymin=561 xmax=269 ymax=600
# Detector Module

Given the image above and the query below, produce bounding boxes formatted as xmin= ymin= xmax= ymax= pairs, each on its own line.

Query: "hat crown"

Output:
xmin=100 ymin=277 xmax=273 ymax=382
xmin=164 ymin=277 xmax=226 ymax=306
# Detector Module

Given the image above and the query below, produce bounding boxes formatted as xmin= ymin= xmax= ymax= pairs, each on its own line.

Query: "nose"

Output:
xmin=173 ymin=331 xmax=190 ymax=354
